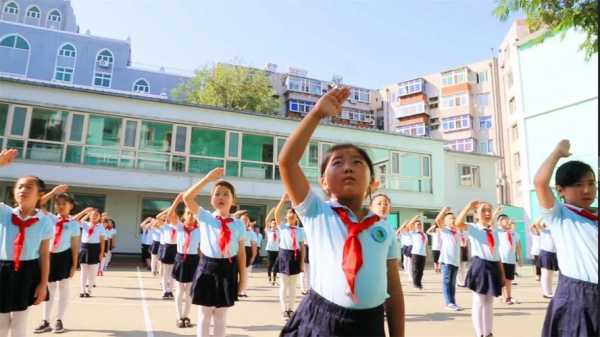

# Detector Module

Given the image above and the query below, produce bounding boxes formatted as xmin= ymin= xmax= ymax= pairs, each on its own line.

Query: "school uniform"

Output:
xmin=159 ymin=224 xmax=178 ymax=264
xmin=538 ymin=228 xmax=559 ymax=271
xmin=540 ymin=203 xmax=598 ymax=337
xmin=79 ymin=221 xmax=106 ymax=265
xmin=530 ymin=233 xmax=541 ymax=277
xmin=192 ymin=210 xmax=244 ymax=308
xmin=141 ymin=229 xmax=152 ymax=262
xmin=463 ymin=223 xmax=502 ymax=297
xmin=459 ymin=231 xmax=469 ymax=262
xmin=277 ymin=223 xmax=305 ymax=276
xmin=172 ymin=223 xmax=200 ymax=283
xmin=429 ymin=230 xmax=441 ymax=264
xmin=281 ymin=190 xmax=399 ymax=337
xmin=265 ymin=228 xmax=280 ymax=280
xmin=150 ymin=228 xmax=161 ymax=255
xmin=410 ymin=231 xmax=428 ymax=288
xmin=47 ymin=214 xmax=80 ymax=282
xmin=0 ymin=205 xmax=53 ymax=313
xmin=498 ymin=229 xmax=520 ymax=280
xmin=439 ymin=228 xmax=461 ymax=306
xmin=106 ymin=227 xmax=116 ymax=251
xmin=400 ymin=232 xmax=413 ymax=258
xmin=243 ymin=229 xmax=258 ymax=267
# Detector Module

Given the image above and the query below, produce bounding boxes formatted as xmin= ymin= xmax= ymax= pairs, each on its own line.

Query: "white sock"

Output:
xmin=88 ymin=264 xmax=99 ymax=291
xmin=0 ymin=313 xmax=8 ymax=337
xmin=0 ymin=310 xmax=29 ymax=337
xmin=406 ymin=258 xmax=413 ymax=281
xmin=303 ymin=264 xmax=310 ymax=290
xmin=151 ymin=255 xmax=159 ymax=274
xmin=182 ymin=283 xmax=192 ymax=319
xmin=213 ymin=307 xmax=228 ymax=337
xmin=175 ymin=282 xmax=184 ymax=319
xmin=541 ymin=268 xmax=554 ymax=296
xmin=105 ymin=251 xmax=112 ymax=268
xmin=482 ymin=294 xmax=494 ymax=336
xmin=43 ymin=281 xmax=58 ymax=321
xmin=471 ymin=292 xmax=485 ymax=337
xmin=279 ymin=274 xmax=290 ymax=312
xmin=197 ymin=306 xmax=213 ymax=337
xmin=161 ymin=264 xmax=174 ymax=293
xmin=80 ymin=264 xmax=89 ymax=293
xmin=57 ymin=279 xmax=70 ymax=320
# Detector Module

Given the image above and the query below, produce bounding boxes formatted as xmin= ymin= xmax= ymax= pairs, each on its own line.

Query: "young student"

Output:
xmin=435 ymin=207 xmax=462 ymax=311
xmin=149 ymin=218 xmax=162 ymax=277
xmin=397 ymin=220 xmax=413 ymax=282
xmin=531 ymin=220 xmax=558 ymax=298
xmin=98 ymin=216 xmax=113 ymax=275
xmin=299 ymin=224 xmax=310 ymax=296
xmin=75 ymin=207 xmax=106 ymax=297
xmin=34 ymin=187 xmax=81 ymax=334
xmin=274 ymin=194 xmax=305 ymax=319
xmin=165 ymin=193 xmax=200 ymax=329
xmin=238 ymin=211 xmax=257 ymax=297
xmin=496 ymin=212 xmax=522 ymax=305
xmin=104 ymin=219 xmax=116 ymax=271
xmin=0 ymin=149 xmax=52 ymax=337
xmin=140 ymin=218 xmax=154 ymax=271
xmin=426 ymin=222 xmax=442 ymax=273
xmin=457 ymin=228 xmax=469 ymax=287
xmin=533 ymin=139 xmax=598 ymax=337
xmin=264 ymin=206 xmax=281 ymax=286
xmin=254 ymin=226 xmax=264 ymax=266
xmin=182 ymin=167 xmax=246 ymax=337
xmin=529 ymin=220 xmax=542 ymax=282
xmin=278 ymin=87 xmax=404 ymax=337
xmin=455 ymin=200 xmax=504 ymax=337
xmin=405 ymin=215 xmax=427 ymax=290
xmin=158 ymin=206 xmax=179 ymax=300
xmin=396 ymin=226 xmax=404 ymax=271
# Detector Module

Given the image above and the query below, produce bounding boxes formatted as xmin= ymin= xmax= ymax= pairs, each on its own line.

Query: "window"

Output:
xmin=397 ymin=79 xmax=424 ymax=96
xmin=479 ymin=139 xmax=494 ymax=154
xmin=447 ymin=138 xmax=476 ymax=152
xmin=511 ymin=124 xmax=518 ymax=140
xmin=3 ymin=2 xmax=18 ymax=15
xmin=441 ymin=94 xmax=468 ymax=108
xmin=509 ymin=97 xmax=516 ymax=113
xmin=441 ymin=69 xmax=467 ymax=86
xmin=72 ymin=194 xmax=106 ymax=214
xmin=58 ymin=44 xmax=76 ymax=58
xmin=10 ymin=106 xmax=27 ymax=136
xmin=174 ymin=126 xmax=187 ymax=153
xmin=351 ymin=88 xmax=370 ymax=102
xmin=479 ymin=116 xmax=492 ymax=129
xmin=96 ymin=50 xmax=114 ymax=67
xmin=0 ymin=35 xmax=29 ymax=50
xmin=459 ymin=164 xmax=480 ymax=187
xmin=190 ymin=128 xmax=225 ymax=158
xmin=286 ymin=76 xmax=322 ymax=95
xmin=69 ymin=114 xmax=85 ymax=142
xmin=94 ymin=73 xmax=111 ymax=88
xmin=476 ymin=93 xmax=490 ymax=106
xmin=47 ymin=10 xmax=61 ymax=23
xmin=288 ymin=100 xmax=314 ymax=114
xmin=54 ymin=66 xmax=74 ymax=83
xmin=441 ymin=115 xmax=471 ymax=132
xmin=396 ymin=102 xmax=425 ymax=117
xmin=397 ymin=123 xmax=427 ymax=137
xmin=86 ymin=115 xmax=122 ymax=147
xmin=133 ymin=79 xmax=150 ymax=93
xmin=476 ymin=71 xmax=488 ymax=84
xmin=29 ymin=108 xmax=67 ymax=142
xmin=140 ymin=121 xmax=171 ymax=152
xmin=123 ymin=120 xmax=138 ymax=148
xmin=0 ymin=103 xmax=8 ymax=135
xmin=513 ymin=152 xmax=520 ymax=168
xmin=26 ymin=6 xmax=40 ymax=19
xmin=387 ymin=152 xmax=432 ymax=193
xmin=242 ymin=134 xmax=273 ymax=163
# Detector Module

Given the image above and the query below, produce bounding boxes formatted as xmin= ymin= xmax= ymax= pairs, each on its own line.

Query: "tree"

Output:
xmin=172 ymin=63 xmax=281 ymax=115
xmin=494 ymin=0 xmax=598 ymax=60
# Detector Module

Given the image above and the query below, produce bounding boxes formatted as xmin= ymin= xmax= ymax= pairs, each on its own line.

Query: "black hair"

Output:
xmin=319 ymin=143 xmax=374 ymax=180
xmin=555 ymin=160 xmax=595 ymax=187
xmin=213 ymin=180 xmax=236 ymax=200
xmin=15 ymin=176 xmax=46 ymax=208
xmin=496 ymin=213 xmax=509 ymax=221
xmin=371 ymin=194 xmax=391 ymax=204
xmin=55 ymin=192 xmax=75 ymax=205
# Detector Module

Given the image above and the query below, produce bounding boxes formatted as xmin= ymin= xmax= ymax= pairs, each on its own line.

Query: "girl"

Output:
xmin=531 ymin=220 xmax=558 ymax=298
xmin=98 ymin=216 xmax=112 ymax=275
xmin=0 ymin=149 xmax=52 ymax=337
xmin=533 ymin=139 xmax=598 ymax=337
xmin=529 ymin=220 xmax=542 ymax=282
xmin=435 ymin=207 xmax=462 ymax=311
xmin=496 ymin=212 xmax=522 ymax=305
xmin=238 ymin=211 xmax=257 ymax=297
xmin=34 ymin=187 xmax=80 ymax=334
xmin=426 ymin=221 xmax=442 ymax=273
xmin=264 ymin=206 xmax=281 ymax=286
xmin=299 ymin=228 xmax=310 ymax=296
xmin=167 ymin=194 xmax=200 ymax=329
xmin=140 ymin=218 xmax=154 ymax=271
xmin=158 ymin=206 xmax=178 ymax=300
xmin=274 ymin=195 xmax=305 ymax=319
xmin=254 ymin=226 xmax=264 ymax=266
xmin=397 ymin=220 xmax=413 ymax=282
xmin=410 ymin=216 xmax=427 ymax=289
xmin=75 ymin=207 xmax=105 ymax=297
xmin=182 ymin=167 xmax=246 ymax=337
xmin=103 ymin=219 xmax=116 ymax=272
xmin=455 ymin=200 xmax=504 ymax=337
xmin=278 ymin=87 xmax=404 ymax=337
xmin=147 ymin=217 xmax=162 ymax=277
xmin=457 ymin=228 xmax=470 ymax=287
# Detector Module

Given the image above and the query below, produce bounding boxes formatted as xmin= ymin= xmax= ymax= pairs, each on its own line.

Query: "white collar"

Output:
xmin=326 ymin=199 xmax=376 ymax=222
xmin=12 ymin=207 xmax=42 ymax=220
xmin=564 ymin=203 xmax=583 ymax=212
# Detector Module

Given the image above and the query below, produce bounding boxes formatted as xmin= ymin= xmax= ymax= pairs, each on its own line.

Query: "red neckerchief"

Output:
xmin=564 ymin=204 xmax=598 ymax=222
xmin=418 ymin=231 xmax=426 ymax=242
xmin=182 ymin=220 xmax=198 ymax=260
xmin=87 ymin=222 xmax=98 ymax=238
xmin=483 ymin=226 xmax=495 ymax=255
xmin=332 ymin=207 xmax=380 ymax=304
xmin=290 ymin=226 xmax=298 ymax=257
xmin=53 ymin=216 xmax=69 ymax=251
xmin=271 ymin=229 xmax=277 ymax=242
xmin=11 ymin=213 xmax=39 ymax=271
xmin=507 ymin=230 xmax=513 ymax=247
xmin=216 ymin=216 xmax=234 ymax=258
xmin=170 ymin=225 xmax=177 ymax=242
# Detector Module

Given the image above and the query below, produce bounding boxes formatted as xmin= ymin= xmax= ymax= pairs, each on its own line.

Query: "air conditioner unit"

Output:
xmin=349 ymin=98 xmax=356 ymax=104
xmin=97 ymin=59 xmax=111 ymax=67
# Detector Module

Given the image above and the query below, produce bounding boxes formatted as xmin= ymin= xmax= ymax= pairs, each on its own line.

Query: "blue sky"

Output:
xmin=70 ymin=0 xmax=522 ymax=89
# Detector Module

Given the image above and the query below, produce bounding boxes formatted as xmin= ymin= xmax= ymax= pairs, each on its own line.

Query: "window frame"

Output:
xmin=58 ymin=43 xmax=77 ymax=58
xmin=7 ymin=105 xmax=31 ymax=139
xmin=67 ymin=112 xmax=88 ymax=145
xmin=171 ymin=124 xmax=190 ymax=155
xmin=25 ymin=5 xmax=41 ymax=20
xmin=3 ymin=2 xmax=18 ymax=15
xmin=93 ymin=72 xmax=112 ymax=88
xmin=132 ymin=78 xmax=150 ymax=94
xmin=121 ymin=118 xmax=140 ymax=149
xmin=53 ymin=66 xmax=74 ymax=83
xmin=458 ymin=164 xmax=481 ymax=187
xmin=47 ymin=9 xmax=62 ymax=24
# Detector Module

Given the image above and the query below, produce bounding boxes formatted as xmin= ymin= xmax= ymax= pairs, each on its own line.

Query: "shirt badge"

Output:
xmin=370 ymin=226 xmax=387 ymax=243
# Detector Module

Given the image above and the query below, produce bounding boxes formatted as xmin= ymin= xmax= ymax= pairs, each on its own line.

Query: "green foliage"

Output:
xmin=494 ymin=0 xmax=598 ymax=60
xmin=172 ymin=63 xmax=281 ymax=115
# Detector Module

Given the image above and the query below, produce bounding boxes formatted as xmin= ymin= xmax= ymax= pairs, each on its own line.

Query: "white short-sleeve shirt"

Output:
xmin=161 ymin=224 xmax=178 ymax=245
xmin=410 ymin=231 xmax=428 ymax=256
xmin=278 ymin=223 xmax=305 ymax=250
xmin=439 ymin=228 xmax=461 ymax=267
xmin=466 ymin=223 xmax=500 ymax=262
xmin=196 ymin=209 xmax=244 ymax=258
xmin=530 ymin=233 xmax=541 ymax=256
xmin=46 ymin=213 xmax=80 ymax=253
xmin=539 ymin=228 xmax=556 ymax=252
xmin=497 ymin=229 xmax=519 ymax=264
xmin=429 ymin=230 xmax=441 ymax=251
xmin=265 ymin=228 xmax=280 ymax=251
xmin=243 ymin=229 xmax=258 ymax=247
xmin=175 ymin=223 xmax=201 ymax=255
xmin=80 ymin=221 xmax=106 ymax=244
xmin=0 ymin=205 xmax=54 ymax=261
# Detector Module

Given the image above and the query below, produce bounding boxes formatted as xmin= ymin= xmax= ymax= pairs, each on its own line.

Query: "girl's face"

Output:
xmin=183 ymin=210 xmax=195 ymax=224
xmin=321 ymin=148 xmax=373 ymax=202
xmin=269 ymin=219 xmax=276 ymax=229
xmin=54 ymin=198 xmax=73 ymax=216
xmin=443 ymin=213 xmax=455 ymax=228
xmin=240 ymin=214 xmax=251 ymax=227
xmin=476 ymin=203 xmax=493 ymax=225
xmin=414 ymin=221 xmax=423 ymax=231
xmin=286 ymin=209 xmax=297 ymax=226
xmin=210 ymin=185 xmax=234 ymax=213
xmin=371 ymin=196 xmax=390 ymax=218
xmin=13 ymin=177 xmax=42 ymax=211
xmin=557 ymin=171 xmax=597 ymax=209
xmin=89 ymin=210 xmax=101 ymax=223
xmin=498 ymin=217 xmax=511 ymax=230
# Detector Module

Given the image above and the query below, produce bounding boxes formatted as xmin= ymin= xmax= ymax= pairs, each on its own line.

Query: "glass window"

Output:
xmin=94 ymin=73 xmax=112 ymax=87
xmin=3 ymin=2 xmax=18 ymax=14
xmin=226 ymin=160 xmax=239 ymax=177
xmin=72 ymin=194 xmax=105 ymax=214
xmin=86 ymin=115 xmax=122 ymax=147
xmin=479 ymin=116 xmax=492 ymax=129
xmin=54 ymin=67 xmax=74 ymax=83
xmin=65 ymin=145 xmax=82 ymax=163
xmin=133 ymin=79 xmax=150 ymax=93
xmin=47 ymin=10 xmax=62 ymax=23
xmin=228 ymin=132 xmax=239 ymax=158
xmin=96 ymin=50 xmax=113 ymax=65
xmin=511 ymin=124 xmax=519 ymax=140
xmin=119 ymin=150 xmax=135 ymax=168
xmin=141 ymin=198 xmax=181 ymax=220
xmin=10 ymin=106 xmax=27 ymax=136
xmin=6 ymin=139 xmax=24 ymax=158
xmin=189 ymin=158 xmax=224 ymax=175
xmin=477 ymin=71 xmax=488 ymax=83
xmin=174 ymin=126 xmax=187 ymax=153
xmin=69 ymin=114 xmax=84 ymax=142
xmin=0 ymin=35 xmax=29 ymax=50
xmin=58 ymin=44 xmax=76 ymax=58
xmin=140 ymin=121 xmax=171 ymax=152
xmin=29 ymin=108 xmax=67 ymax=142
xmin=83 ymin=147 xmax=119 ymax=167
xmin=477 ymin=93 xmax=490 ymax=106
xmin=137 ymin=152 xmax=170 ymax=171
xmin=124 ymin=120 xmax=137 ymax=147
xmin=172 ymin=155 xmax=186 ymax=172
xmin=241 ymin=162 xmax=273 ymax=180
xmin=0 ymin=103 xmax=8 ymax=135
xmin=459 ymin=165 xmax=480 ymax=187
xmin=26 ymin=141 xmax=63 ymax=162
xmin=190 ymin=127 xmax=225 ymax=157
xmin=27 ymin=6 xmax=40 ymax=18
xmin=242 ymin=134 xmax=273 ymax=163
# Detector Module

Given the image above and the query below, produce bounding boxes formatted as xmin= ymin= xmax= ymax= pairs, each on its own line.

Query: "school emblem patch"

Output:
xmin=370 ymin=226 xmax=387 ymax=243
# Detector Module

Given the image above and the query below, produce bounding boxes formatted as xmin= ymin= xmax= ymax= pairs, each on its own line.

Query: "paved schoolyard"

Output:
xmin=25 ymin=262 xmax=551 ymax=337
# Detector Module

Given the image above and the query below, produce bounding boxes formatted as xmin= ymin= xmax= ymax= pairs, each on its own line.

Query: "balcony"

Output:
xmin=393 ymin=100 xmax=428 ymax=119
xmin=396 ymin=78 xmax=425 ymax=97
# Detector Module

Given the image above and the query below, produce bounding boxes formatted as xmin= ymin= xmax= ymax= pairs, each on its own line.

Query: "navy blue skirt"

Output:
xmin=432 ymin=250 xmax=441 ymax=263
xmin=79 ymin=243 xmax=100 ymax=265
xmin=150 ymin=241 xmax=160 ymax=255
xmin=245 ymin=246 xmax=253 ymax=267
xmin=542 ymin=275 xmax=599 ymax=337
xmin=278 ymin=249 xmax=302 ymax=276
xmin=280 ymin=290 xmax=384 ymax=337
xmin=49 ymin=248 xmax=73 ymax=282
xmin=141 ymin=244 xmax=151 ymax=260
xmin=304 ymin=245 xmax=309 ymax=264
xmin=502 ymin=262 xmax=515 ymax=281
xmin=159 ymin=244 xmax=177 ymax=264
xmin=465 ymin=257 xmax=502 ymax=297
xmin=192 ymin=255 xmax=239 ymax=308
xmin=402 ymin=245 xmax=413 ymax=258
xmin=460 ymin=246 xmax=469 ymax=262
xmin=172 ymin=253 xmax=199 ymax=283
xmin=0 ymin=259 xmax=49 ymax=313
xmin=538 ymin=250 xmax=559 ymax=271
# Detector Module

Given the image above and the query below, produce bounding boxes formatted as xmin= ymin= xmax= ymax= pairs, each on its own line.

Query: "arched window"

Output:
xmin=0 ymin=34 xmax=30 ymax=50
xmin=96 ymin=49 xmax=114 ymax=67
xmin=93 ymin=49 xmax=114 ymax=88
xmin=26 ymin=6 xmax=41 ymax=19
xmin=47 ymin=9 xmax=61 ymax=22
xmin=3 ymin=2 xmax=18 ymax=15
xmin=133 ymin=79 xmax=150 ymax=93
xmin=58 ymin=43 xmax=76 ymax=58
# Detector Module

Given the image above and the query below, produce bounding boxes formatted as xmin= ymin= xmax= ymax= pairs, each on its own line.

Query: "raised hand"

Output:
xmin=314 ymin=87 xmax=351 ymax=118
xmin=553 ymin=139 xmax=571 ymax=158
xmin=52 ymin=184 xmax=69 ymax=195
xmin=206 ymin=167 xmax=225 ymax=182
xmin=468 ymin=200 xmax=480 ymax=210
xmin=0 ymin=149 xmax=18 ymax=167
